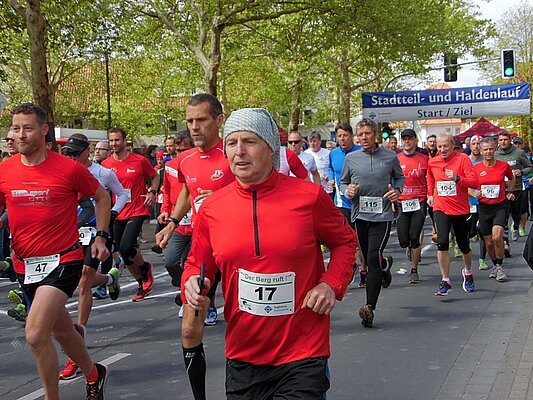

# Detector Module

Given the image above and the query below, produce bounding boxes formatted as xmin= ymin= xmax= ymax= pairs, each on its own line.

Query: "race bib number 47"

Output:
xmin=24 ymin=254 xmax=60 ymax=284
xmin=238 ymin=269 xmax=295 ymax=317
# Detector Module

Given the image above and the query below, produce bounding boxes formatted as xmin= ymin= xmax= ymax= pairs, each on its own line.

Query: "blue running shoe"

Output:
xmin=462 ymin=269 xmax=475 ymax=293
xmin=435 ymin=281 xmax=452 ymax=296
xmin=92 ymin=285 xmax=108 ymax=299
xmin=204 ymin=306 xmax=218 ymax=326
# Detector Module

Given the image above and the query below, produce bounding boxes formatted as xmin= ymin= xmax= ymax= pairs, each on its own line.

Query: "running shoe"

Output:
xmin=519 ymin=227 xmax=527 ymax=237
xmin=489 ymin=266 xmax=497 ymax=279
xmin=462 ymin=269 xmax=475 ymax=293
xmin=4 ymin=257 xmax=16 ymax=282
xmin=359 ymin=270 xmax=367 ymax=288
xmin=8 ymin=288 xmax=23 ymax=304
xmin=132 ymin=285 xmax=150 ymax=302
xmin=511 ymin=229 xmax=519 ymax=242
xmin=435 ymin=281 xmax=452 ymax=296
xmin=204 ymin=306 xmax=218 ymax=326
xmin=454 ymin=246 xmax=462 ymax=258
xmin=86 ymin=363 xmax=108 ymax=400
xmin=59 ymin=358 xmax=80 ymax=380
xmin=449 ymin=236 xmax=456 ymax=249
xmin=107 ymin=268 xmax=120 ymax=301
xmin=7 ymin=303 xmax=27 ymax=322
xmin=92 ymin=286 xmax=108 ymax=299
xmin=381 ymin=256 xmax=393 ymax=288
xmin=495 ymin=265 xmax=507 ymax=282
xmin=151 ymin=245 xmax=163 ymax=254
xmin=141 ymin=262 xmax=154 ymax=293
xmin=114 ymin=256 xmax=124 ymax=274
xmin=504 ymin=243 xmax=512 ymax=258
xmin=478 ymin=259 xmax=489 ymax=270
xmin=408 ymin=269 xmax=420 ymax=284
xmin=358 ymin=304 xmax=374 ymax=328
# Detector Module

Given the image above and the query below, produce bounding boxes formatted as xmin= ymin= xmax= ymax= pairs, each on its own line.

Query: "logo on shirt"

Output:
xmin=210 ymin=169 xmax=224 ymax=181
xmin=11 ymin=189 xmax=50 ymax=206
xmin=186 ymin=175 xmax=197 ymax=183
xmin=126 ymin=168 xmax=136 ymax=173
xmin=480 ymin=171 xmax=487 ymax=176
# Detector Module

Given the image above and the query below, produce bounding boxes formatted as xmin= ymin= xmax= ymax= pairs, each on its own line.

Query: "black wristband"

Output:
xmin=454 ymin=175 xmax=460 ymax=183
xmin=95 ymin=230 xmax=109 ymax=239
xmin=149 ymin=189 xmax=157 ymax=195
xmin=168 ymin=217 xmax=179 ymax=225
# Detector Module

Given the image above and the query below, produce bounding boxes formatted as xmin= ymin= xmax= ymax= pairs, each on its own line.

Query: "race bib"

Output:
xmin=401 ymin=198 xmax=421 ymax=212
xmin=481 ymin=185 xmax=500 ymax=199
xmin=470 ymin=205 xmax=477 ymax=213
xmin=180 ymin=209 xmax=192 ymax=226
xmin=78 ymin=226 xmax=96 ymax=246
xmin=193 ymin=197 xmax=206 ymax=212
xmin=238 ymin=269 xmax=295 ymax=317
xmin=437 ymin=181 xmax=457 ymax=197
xmin=125 ymin=188 xmax=132 ymax=203
xmin=359 ymin=196 xmax=383 ymax=213
xmin=24 ymin=254 xmax=60 ymax=284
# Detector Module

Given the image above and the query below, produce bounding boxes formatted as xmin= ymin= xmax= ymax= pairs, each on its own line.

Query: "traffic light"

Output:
xmin=501 ymin=49 xmax=516 ymax=79
xmin=382 ymin=123 xmax=392 ymax=140
xmin=444 ymin=54 xmax=457 ymax=82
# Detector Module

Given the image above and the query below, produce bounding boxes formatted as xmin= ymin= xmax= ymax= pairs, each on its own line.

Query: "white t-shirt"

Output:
xmin=88 ymin=162 xmax=128 ymax=214
xmin=305 ymin=147 xmax=331 ymax=192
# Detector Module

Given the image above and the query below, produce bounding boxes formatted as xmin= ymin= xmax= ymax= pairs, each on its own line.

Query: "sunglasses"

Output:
xmin=288 ymin=140 xmax=301 ymax=144
xmin=65 ymin=151 xmax=82 ymax=157
xmin=5 ymin=138 xmax=14 ymax=143
xmin=95 ymin=147 xmax=110 ymax=151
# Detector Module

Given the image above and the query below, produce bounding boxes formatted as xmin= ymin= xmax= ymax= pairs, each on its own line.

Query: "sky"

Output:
xmin=426 ymin=0 xmax=526 ymax=89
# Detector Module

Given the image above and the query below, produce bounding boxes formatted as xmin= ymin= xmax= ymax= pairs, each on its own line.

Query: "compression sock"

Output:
xmin=140 ymin=262 xmax=149 ymax=280
xmin=496 ymin=257 xmax=503 ymax=265
xmin=183 ymin=343 xmax=206 ymax=400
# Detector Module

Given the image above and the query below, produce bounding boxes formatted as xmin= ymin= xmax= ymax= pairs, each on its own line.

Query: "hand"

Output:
xmin=529 ymin=177 xmax=533 ymax=186
xmin=184 ymin=275 xmax=211 ymax=311
xmin=444 ymin=169 xmax=456 ymax=180
xmin=301 ymin=282 xmax=336 ymax=315
xmin=157 ymin=211 xmax=169 ymax=225
xmin=506 ymin=192 xmax=516 ymax=201
xmin=327 ymin=180 xmax=335 ymax=190
xmin=195 ymin=189 xmax=213 ymax=203
xmin=155 ymin=223 xmax=175 ymax=249
xmin=427 ymin=196 xmax=434 ymax=207
xmin=383 ymin=184 xmax=399 ymax=202
xmin=143 ymin=191 xmax=157 ymax=207
xmin=345 ymin=183 xmax=359 ymax=199
xmin=91 ymin=236 xmax=110 ymax=261
xmin=474 ymin=190 xmax=482 ymax=199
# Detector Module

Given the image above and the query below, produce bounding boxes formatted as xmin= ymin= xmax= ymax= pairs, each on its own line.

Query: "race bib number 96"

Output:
xmin=481 ymin=185 xmax=500 ymax=199
xmin=238 ymin=269 xmax=295 ymax=317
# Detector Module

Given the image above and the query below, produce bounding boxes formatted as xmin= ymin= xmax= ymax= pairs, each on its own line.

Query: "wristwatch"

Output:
xmin=454 ymin=176 xmax=461 ymax=183
xmin=168 ymin=217 xmax=180 ymax=225
xmin=148 ymin=189 xmax=157 ymax=195
xmin=95 ymin=230 xmax=109 ymax=239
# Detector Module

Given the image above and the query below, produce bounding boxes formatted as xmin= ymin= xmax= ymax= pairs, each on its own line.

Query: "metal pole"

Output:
xmin=104 ymin=51 xmax=112 ymax=129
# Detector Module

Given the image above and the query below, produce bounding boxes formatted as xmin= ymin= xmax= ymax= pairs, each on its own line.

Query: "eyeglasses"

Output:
xmin=4 ymin=138 xmax=14 ymax=143
xmin=65 ymin=151 xmax=82 ymax=157
xmin=95 ymin=148 xmax=110 ymax=151
xmin=288 ymin=140 xmax=301 ymax=144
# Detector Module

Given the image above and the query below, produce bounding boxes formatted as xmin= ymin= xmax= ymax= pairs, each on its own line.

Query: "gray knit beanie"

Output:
xmin=223 ymin=108 xmax=280 ymax=171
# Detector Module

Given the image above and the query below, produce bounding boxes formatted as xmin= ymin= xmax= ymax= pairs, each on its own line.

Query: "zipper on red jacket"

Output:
xmin=253 ymin=191 xmax=260 ymax=256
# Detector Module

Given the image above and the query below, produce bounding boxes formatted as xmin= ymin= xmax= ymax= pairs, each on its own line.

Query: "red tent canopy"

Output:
xmin=454 ymin=117 xmax=508 ymax=141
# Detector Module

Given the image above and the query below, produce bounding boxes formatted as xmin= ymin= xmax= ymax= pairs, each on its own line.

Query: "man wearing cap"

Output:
xmin=396 ymin=129 xmax=428 ymax=284
xmin=59 ymin=133 xmax=128 ymax=380
xmin=183 ymin=107 xmax=356 ymax=399
xmin=495 ymin=132 xmax=533 ymax=243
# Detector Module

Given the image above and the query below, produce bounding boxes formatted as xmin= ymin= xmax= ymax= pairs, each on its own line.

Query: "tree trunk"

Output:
xmin=206 ymin=25 xmax=222 ymax=96
xmin=25 ymin=0 xmax=55 ymax=146
xmin=339 ymin=62 xmax=351 ymax=124
xmin=288 ymin=79 xmax=302 ymax=132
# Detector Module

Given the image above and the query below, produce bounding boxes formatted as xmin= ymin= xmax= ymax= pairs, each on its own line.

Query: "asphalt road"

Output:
xmin=1 ymin=220 xmax=532 ymax=400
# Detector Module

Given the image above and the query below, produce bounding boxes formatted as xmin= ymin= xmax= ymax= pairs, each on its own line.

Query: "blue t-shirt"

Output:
xmin=328 ymin=144 xmax=361 ymax=209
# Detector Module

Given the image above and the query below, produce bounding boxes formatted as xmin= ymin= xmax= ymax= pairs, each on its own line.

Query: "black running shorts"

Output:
xmin=226 ymin=357 xmax=330 ymax=400
xmin=18 ymin=260 xmax=83 ymax=301
xmin=478 ymin=200 xmax=509 ymax=237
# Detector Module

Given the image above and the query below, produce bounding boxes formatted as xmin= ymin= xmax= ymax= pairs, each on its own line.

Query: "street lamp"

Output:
xmin=86 ymin=49 xmax=112 ymax=129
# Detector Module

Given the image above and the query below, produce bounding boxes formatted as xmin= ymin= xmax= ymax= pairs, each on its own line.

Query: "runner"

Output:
xmin=102 ymin=127 xmax=160 ymax=302
xmin=305 ymin=131 xmax=333 ymax=195
xmin=427 ymin=132 xmax=479 ymax=296
xmin=156 ymin=93 xmax=234 ymax=400
xmin=3 ymin=103 xmax=109 ymax=399
xmin=396 ymin=129 xmax=428 ymax=284
xmin=473 ymin=137 xmax=515 ymax=281
xmin=183 ymin=107 xmax=356 ymax=399
xmin=339 ymin=118 xmax=404 ymax=328
xmin=287 ymin=131 xmax=321 ymax=183
xmin=278 ymin=146 xmax=309 ymax=179
xmin=59 ymin=133 xmax=128 ymax=380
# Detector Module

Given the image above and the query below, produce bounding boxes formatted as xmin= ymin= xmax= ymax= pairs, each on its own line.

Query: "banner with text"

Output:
xmin=362 ymin=83 xmax=530 ymax=122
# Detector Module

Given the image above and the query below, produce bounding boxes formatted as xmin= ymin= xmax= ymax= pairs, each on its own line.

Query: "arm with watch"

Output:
xmin=91 ymin=184 xmax=111 ymax=261
xmin=143 ymin=171 xmax=160 ymax=207
xmin=155 ymin=184 xmax=192 ymax=249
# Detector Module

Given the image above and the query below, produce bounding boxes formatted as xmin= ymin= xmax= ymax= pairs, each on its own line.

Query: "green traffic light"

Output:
xmin=504 ymin=67 xmax=514 ymax=77
xmin=382 ymin=132 xmax=390 ymax=139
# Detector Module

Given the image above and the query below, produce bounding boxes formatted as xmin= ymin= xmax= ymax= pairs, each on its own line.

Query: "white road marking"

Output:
xmin=16 ymin=353 xmax=131 ymax=400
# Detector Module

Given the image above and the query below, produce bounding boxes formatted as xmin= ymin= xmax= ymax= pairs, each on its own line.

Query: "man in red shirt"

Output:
xmin=3 ymin=103 xmax=110 ymax=399
xmin=396 ymin=129 xmax=428 ymax=284
xmin=427 ymin=132 xmax=479 ymax=296
xmin=183 ymin=107 xmax=356 ymax=399
xmin=156 ymin=94 xmax=234 ymax=400
xmin=102 ymin=128 xmax=160 ymax=301
xmin=473 ymin=137 xmax=515 ymax=281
